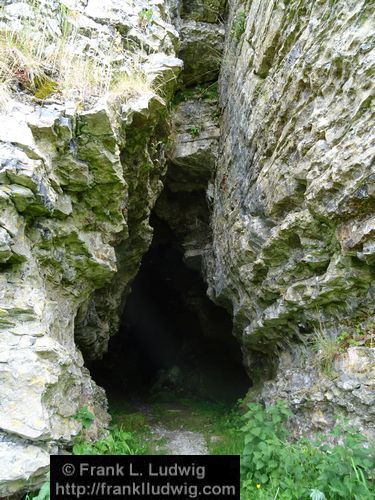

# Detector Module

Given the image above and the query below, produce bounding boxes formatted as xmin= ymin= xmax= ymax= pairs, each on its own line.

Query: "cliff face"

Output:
xmin=0 ymin=0 xmax=181 ymax=495
xmin=206 ymin=0 xmax=374 ymax=435
xmin=0 ymin=0 xmax=374 ymax=495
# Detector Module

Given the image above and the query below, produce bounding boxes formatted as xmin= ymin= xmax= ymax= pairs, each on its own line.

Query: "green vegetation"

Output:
xmin=0 ymin=2 xmax=152 ymax=107
xmin=72 ymin=402 xmax=147 ymax=455
xmin=24 ymin=424 xmax=145 ymax=500
xmin=311 ymin=328 xmax=341 ymax=376
xmin=232 ymin=11 xmax=246 ymax=42
xmin=25 ymin=394 xmax=375 ymax=500
xmin=189 ymin=125 xmax=202 ymax=138
xmin=0 ymin=21 xmax=112 ymax=102
xmin=173 ymin=81 xmax=219 ymax=104
xmin=72 ymin=425 xmax=146 ymax=455
xmin=25 ymin=475 xmax=50 ymax=500
xmin=105 ymin=395 xmax=375 ymax=499
xmin=73 ymin=406 xmax=95 ymax=429
xmin=241 ymin=401 xmax=374 ymax=499
xmin=139 ymin=8 xmax=154 ymax=25
xmin=311 ymin=323 xmax=375 ymax=376
xmin=109 ymin=392 xmax=244 ymax=456
xmin=150 ymin=394 xmax=243 ymax=454
xmin=338 ymin=321 xmax=375 ymax=349
xmin=206 ymin=403 xmax=244 ymax=455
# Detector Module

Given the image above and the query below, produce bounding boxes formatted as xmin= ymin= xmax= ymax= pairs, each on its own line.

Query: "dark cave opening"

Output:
xmin=90 ymin=215 xmax=249 ymax=405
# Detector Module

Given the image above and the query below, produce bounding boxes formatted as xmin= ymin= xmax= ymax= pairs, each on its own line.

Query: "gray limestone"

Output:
xmin=205 ymin=0 xmax=375 ymax=433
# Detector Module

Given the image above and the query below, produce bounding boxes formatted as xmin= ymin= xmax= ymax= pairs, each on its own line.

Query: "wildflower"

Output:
xmin=256 ymin=484 xmax=261 ymax=489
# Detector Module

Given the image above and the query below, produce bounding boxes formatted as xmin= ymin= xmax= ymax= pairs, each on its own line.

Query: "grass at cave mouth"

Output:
xmin=108 ymin=390 xmax=244 ymax=456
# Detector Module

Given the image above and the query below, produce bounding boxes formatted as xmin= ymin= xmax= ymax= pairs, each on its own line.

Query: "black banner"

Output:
xmin=50 ymin=455 xmax=240 ymax=499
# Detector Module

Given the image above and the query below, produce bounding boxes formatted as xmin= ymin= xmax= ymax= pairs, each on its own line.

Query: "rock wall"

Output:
xmin=206 ymin=0 xmax=375 ymax=433
xmin=0 ymin=0 xmax=181 ymax=495
xmin=156 ymin=0 xmax=223 ymax=271
xmin=1 ymin=0 xmax=374 ymax=494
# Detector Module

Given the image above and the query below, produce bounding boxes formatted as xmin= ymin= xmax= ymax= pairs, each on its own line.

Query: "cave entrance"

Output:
xmin=90 ymin=215 xmax=249 ymax=405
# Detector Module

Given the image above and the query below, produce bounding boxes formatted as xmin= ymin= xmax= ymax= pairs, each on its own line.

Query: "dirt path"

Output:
xmin=134 ymin=401 xmax=209 ymax=454
xmin=149 ymin=423 xmax=208 ymax=454
xmin=110 ymin=393 xmax=239 ymax=456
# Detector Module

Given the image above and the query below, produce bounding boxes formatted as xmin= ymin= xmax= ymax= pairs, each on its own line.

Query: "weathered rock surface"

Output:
xmin=0 ymin=0 xmax=181 ymax=495
xmin=206 ymin=0 xmax=375 ymax=431
xmin=0 ymin=440 xmax=50 ymax=497
xmin=171 ymin=0 xmax=225 ymax=84
xmin=1 ymin=0 xmax=375 ymax=493
xmin=168 ymin=97 xmax=220 ymax=191
xmin=154 ymin=0 xmax=225 ymax=270
xmin=259 ymin=345 xmax=375 ymax=440
xmin=155 ymin=92 xmax=220 ymax=270
xmin=181 ymin=0 xmax=226 ymax=24
xmin=179 ymin=20 xmax=224 ymax=85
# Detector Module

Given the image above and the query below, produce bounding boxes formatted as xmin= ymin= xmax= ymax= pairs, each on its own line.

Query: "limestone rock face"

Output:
xmin=0 ymin=441 xmax=50 ymax=498
xmin=179 ymin=20 xmax=224 ymax=85
xmin=181 ymin=0 xmax=226 ymax=23
xmin=171 ymin=0 xmax=225 ymax=85
xmin=206 ymin=0 xmax=375 ymax=429
xmin=0 ymin=0 xmax=181 ymax=495
xmin=155 ymin=91 xmax=221 ymax=271
xmin=259 ymin=345 xmax=375 ymax=440
xmin=168 ymin=98 xmax=220 ymax=191
xmin=1 ymin=0 xmax=374 ymax=492
xmin=155 ymin=0 xmax=225 ymax=271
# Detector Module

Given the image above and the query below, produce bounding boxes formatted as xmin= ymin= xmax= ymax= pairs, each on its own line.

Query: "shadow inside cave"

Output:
xmin=89 ymin=215 xmax=249 ymax=406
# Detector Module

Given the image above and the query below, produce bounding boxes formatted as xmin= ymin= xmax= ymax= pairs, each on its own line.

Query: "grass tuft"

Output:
xmin=311 ymin=328 xmax=340 ymax=376
xmin=0 ymin=1 xmax=153 ymax=105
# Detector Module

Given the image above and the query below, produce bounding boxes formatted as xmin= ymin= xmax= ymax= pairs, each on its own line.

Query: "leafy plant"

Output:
xmin=338 ymin=322 xmax=375 ymax=349
xmin=232 ymin=11 xmax=246 ymax=42
xmin=310 ymin=489 xmax=326 ymax=500
xmin=189 ymin=125 xmax=202 ymax=138
xmin=25 ymin=426 xmax=145 ymax=498
xmin=74 ymin=406 xmax=95 ymax=429
xmin=139 ymin=8 xmax=153 ymax=25
xmin=73 ymin=426 xmax=146 ymax=455
xmin=25 ymin=475 xmax=50 ymax=500
xmin=241 ymin=402 xmax=375 ymax=499
xmin=241 ymin=401 xmax=292 ymax=486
